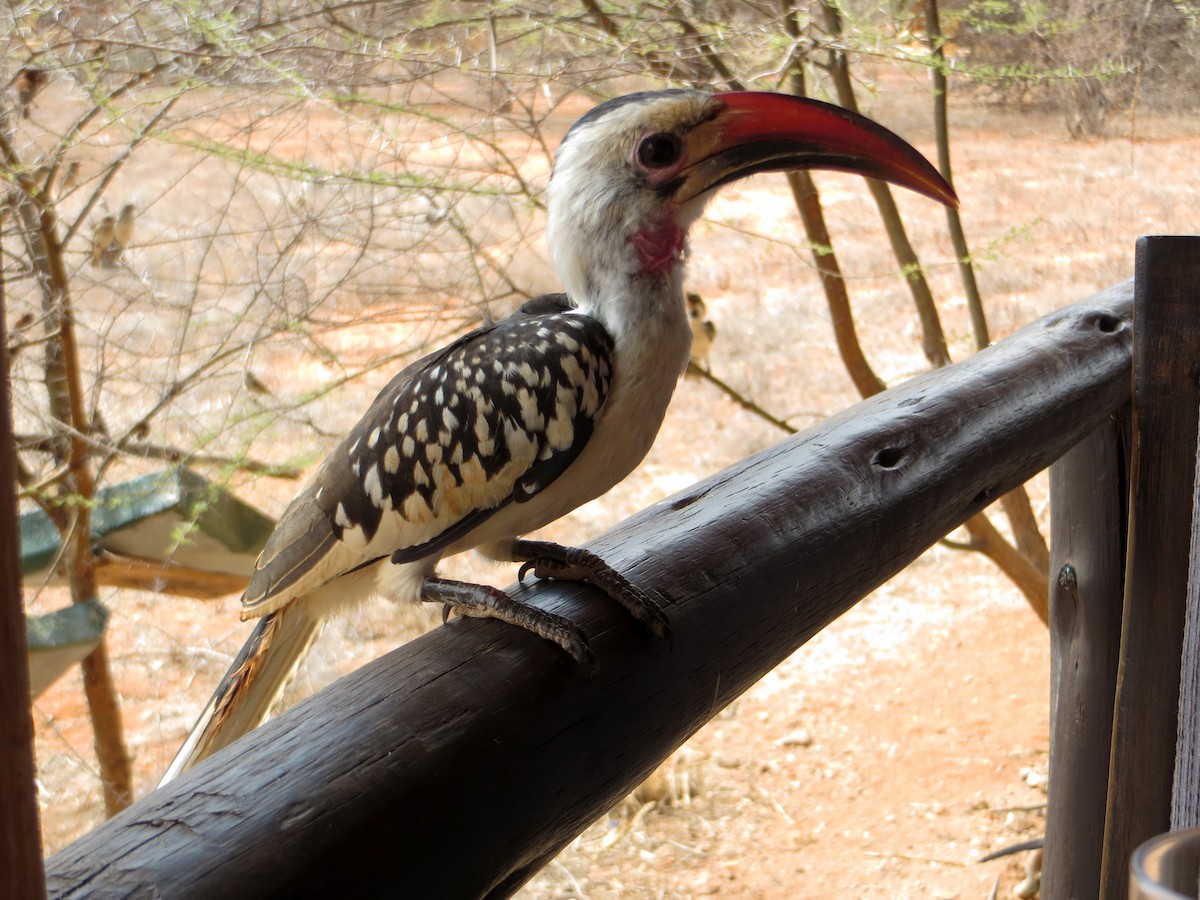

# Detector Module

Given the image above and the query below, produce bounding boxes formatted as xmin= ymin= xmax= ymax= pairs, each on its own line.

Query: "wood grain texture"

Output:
xmin=1102 ymin=238 xmax=1200 ymax=899
xmin=46 ymin=284 xmax=1134 ymax=899
xmin=1175 ymin=428 xmax=1200 ymax=828
xmin=1044 ymin=411 xmax=1128 ymax=900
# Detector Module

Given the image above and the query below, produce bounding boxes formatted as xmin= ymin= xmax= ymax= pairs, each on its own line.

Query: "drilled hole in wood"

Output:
xmin=872 ymin=446 xmax=906 ymax=469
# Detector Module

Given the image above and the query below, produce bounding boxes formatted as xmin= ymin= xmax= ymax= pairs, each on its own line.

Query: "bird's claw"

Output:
xmin=423 ymin=576 xmax=597 ymax=674
xmin=565 ymin=634 xmax=598 ymax=677
xmin=511 ymin=540 xmax=673 ymax=648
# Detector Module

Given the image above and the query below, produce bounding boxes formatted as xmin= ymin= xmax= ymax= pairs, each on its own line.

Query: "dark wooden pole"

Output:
xmin=0 ymin=222 xmax=48 ymax=899
xmin=1102 ymin=237 xmax=1200 ymax=898
xmin=45 ymin=286 xmax=1134 ymax=899
xmin=1043 ymin=409 xmax=1129 ymax=900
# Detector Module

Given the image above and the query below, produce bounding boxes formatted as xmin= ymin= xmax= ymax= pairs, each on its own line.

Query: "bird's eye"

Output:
xmin=636 ymin=132 xmax=683 ymax=169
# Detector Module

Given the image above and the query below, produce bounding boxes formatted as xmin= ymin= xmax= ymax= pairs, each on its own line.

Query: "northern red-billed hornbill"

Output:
xmin=686 ymin=292 xmax=717 ymax=371
xmin=162 ymin=90 xmax=955 ymax=782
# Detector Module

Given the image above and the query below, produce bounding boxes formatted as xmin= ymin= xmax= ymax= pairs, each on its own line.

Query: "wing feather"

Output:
xmin=242 ymin=295 xmax=613 ymax=616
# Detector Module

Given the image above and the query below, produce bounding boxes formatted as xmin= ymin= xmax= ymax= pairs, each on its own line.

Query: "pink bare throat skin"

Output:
xmin=632 ymin=220 xmax=685 ymax=278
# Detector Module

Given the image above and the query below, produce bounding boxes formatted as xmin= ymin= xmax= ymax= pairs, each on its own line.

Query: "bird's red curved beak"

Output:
xmin=674 ymin=92 xmax=957 ymax=208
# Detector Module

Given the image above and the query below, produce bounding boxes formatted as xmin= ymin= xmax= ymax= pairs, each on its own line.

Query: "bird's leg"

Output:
xmin=421 ymin=575 xmax=596 ymax=672
xmin=510 ymin=539 xmax=672 ymax=646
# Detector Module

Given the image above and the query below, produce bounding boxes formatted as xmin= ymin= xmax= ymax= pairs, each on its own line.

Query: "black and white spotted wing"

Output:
xmin=242 ymin=297 xmax=614 ymax=616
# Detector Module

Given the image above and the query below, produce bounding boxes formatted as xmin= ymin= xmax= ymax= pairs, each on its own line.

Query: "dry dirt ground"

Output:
xmin=22 ymin=71 xmax=1200 ymax=898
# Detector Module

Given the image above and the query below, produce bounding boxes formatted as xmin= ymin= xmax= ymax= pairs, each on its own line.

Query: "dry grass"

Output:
xmin=22 ymin=68 xmax=1200 ymax=896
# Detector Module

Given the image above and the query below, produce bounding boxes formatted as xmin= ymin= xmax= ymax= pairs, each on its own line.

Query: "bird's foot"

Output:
xmin=511 ymin=539 xmax=672 ymax=648
xmin=421 ymin=575 xmax=596 ymax=673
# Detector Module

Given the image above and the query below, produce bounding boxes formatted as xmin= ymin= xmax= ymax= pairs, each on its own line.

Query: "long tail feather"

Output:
xmin=159 ymin=605 xmax=323 ymax=785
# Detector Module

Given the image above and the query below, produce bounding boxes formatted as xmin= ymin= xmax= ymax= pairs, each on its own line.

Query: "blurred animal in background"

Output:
xmin=58 ymin=161 xmax=80 ymax=197
xmin=91 ymin=215 xmax=115 ymax=268
xmin=113 ymin=203 xmax=135 ymax=252
xmin=686 ymin=292 xmax=717 ymax=372
xmin=15 ymin=67 xmax=46 ymax=119
xmin=243 ymin=371 xmax=273 ymax=397
xmin=90 ymin=204 xmax=135 ymax=268
xmin=27 ymin=164 xmax=50 ymax=195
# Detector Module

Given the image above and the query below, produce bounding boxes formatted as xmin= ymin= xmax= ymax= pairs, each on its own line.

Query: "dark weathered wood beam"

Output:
xmin=1102 ymin=237 xmax=1200 ymax=897
xmin=0 ymin=228 xmax=47 ymax=899
xmin=46 ymin=283 xmax=1134 ymax=899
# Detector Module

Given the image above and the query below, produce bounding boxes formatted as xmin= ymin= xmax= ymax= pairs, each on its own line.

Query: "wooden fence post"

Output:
xmin=0 ymin=235 xmax=48 ymax=899
xmin=1102 ymin=236 xmax=1200 ymax=898
xmin=1043 ymin=409 xmax=1129 ymax=899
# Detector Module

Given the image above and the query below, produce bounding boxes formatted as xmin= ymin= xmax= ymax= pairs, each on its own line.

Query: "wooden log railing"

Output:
xmin=43 ymin=283 xmax=1134 ymax=898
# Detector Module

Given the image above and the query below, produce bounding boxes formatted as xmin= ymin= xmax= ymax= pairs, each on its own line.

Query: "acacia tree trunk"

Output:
xmin=924 ymin=0 xmax=1051 ymax=596
xmin=7 ymin=165 xmax=133 ymax=815
xmin=780 ymin=5 xmax=886 ymax=399
xmin=820 ymin=0 xmax=951 ymax=369
xmin=925 ymin=0 xmax=988 ymax=350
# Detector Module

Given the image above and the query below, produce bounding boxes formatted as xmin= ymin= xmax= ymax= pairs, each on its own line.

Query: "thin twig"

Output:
xmin=687 ymin=363 xmax=797 ymax=435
